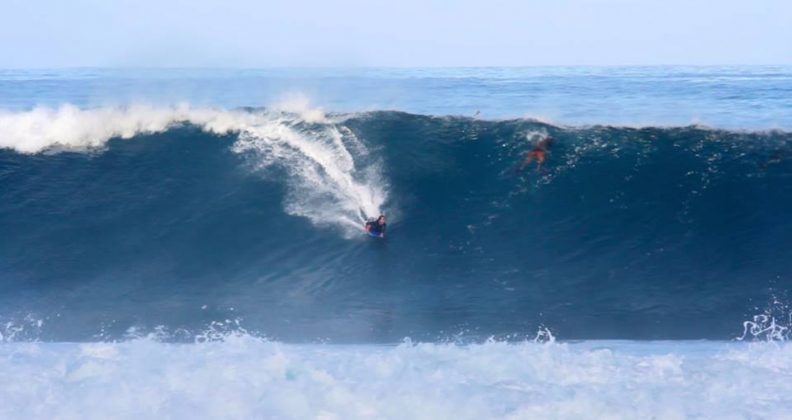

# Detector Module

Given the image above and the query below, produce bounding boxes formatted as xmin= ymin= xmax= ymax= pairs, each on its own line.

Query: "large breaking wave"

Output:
xmin=1 ymin=104 xmax=791 ymax=342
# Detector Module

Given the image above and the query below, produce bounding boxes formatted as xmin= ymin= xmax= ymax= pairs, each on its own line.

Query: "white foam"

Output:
xmin=0 ymin=104 xmax=386 ymax=233
xmin=231 ymin=114 xmax=386 ymax=233
xmin=0 ymin=103 xmax=240 ymax=153
xmin=271 ymin=93 xmax=328 ymax=124
xmin=0 ymin=338 xmax=790 ymax=419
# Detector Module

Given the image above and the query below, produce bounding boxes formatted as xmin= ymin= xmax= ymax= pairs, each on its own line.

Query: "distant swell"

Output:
xmin=1 ymin=106 xmax=791 ymax=342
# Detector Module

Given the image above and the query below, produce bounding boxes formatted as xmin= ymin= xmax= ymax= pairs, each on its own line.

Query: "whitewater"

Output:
xmin=2 ymin=67 xmax=792 ymax=419
xmin=2 ymin=337 xmax=792 ymax=419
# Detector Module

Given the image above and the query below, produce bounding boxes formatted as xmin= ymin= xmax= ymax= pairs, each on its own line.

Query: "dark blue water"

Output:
xmin=2 ymin=108 xmax=791 ymax=342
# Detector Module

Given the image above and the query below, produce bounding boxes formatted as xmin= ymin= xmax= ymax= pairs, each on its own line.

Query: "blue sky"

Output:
xmin=2 ymin=0 xmax=791 ymax=67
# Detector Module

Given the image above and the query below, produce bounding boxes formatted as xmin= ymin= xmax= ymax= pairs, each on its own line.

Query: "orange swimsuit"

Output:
xmin=527 ymin=149 xmax=546 ymax=161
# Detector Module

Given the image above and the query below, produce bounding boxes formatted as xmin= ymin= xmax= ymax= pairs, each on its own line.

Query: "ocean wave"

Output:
xmin=1 ymin=107 xmax=792 ymax=341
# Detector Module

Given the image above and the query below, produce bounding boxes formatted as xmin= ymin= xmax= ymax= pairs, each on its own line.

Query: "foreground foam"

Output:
xmin=0 ymin=339 xmax=790 ymax=419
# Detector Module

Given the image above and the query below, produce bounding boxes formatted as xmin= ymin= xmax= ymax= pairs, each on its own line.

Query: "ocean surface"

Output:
xmin=2 ymin=67 xmax=792 ymax=418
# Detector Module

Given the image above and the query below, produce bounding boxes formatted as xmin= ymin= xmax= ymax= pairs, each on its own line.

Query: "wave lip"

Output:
xmin=0 ymin=102 xmax=341 ymax=154
xmin=1 ymin=104 xmax=786 ymax=155
xmin=0 ymin=104 xmax=203 ymax=153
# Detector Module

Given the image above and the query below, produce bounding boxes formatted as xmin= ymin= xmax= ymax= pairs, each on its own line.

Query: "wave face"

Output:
xmin=1 ymin=106 xmax=791 ymax=342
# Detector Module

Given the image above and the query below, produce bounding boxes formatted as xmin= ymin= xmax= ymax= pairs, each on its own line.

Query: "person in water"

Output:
xmin=519 ymin=136 xmax=555 ymax=171
xmin=365 ymin=215 xmax=387 ymax=238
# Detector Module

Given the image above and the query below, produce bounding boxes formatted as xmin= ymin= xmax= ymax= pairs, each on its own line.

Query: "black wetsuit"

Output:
xmin=367 ymin=221 xmax=386 ymax=236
